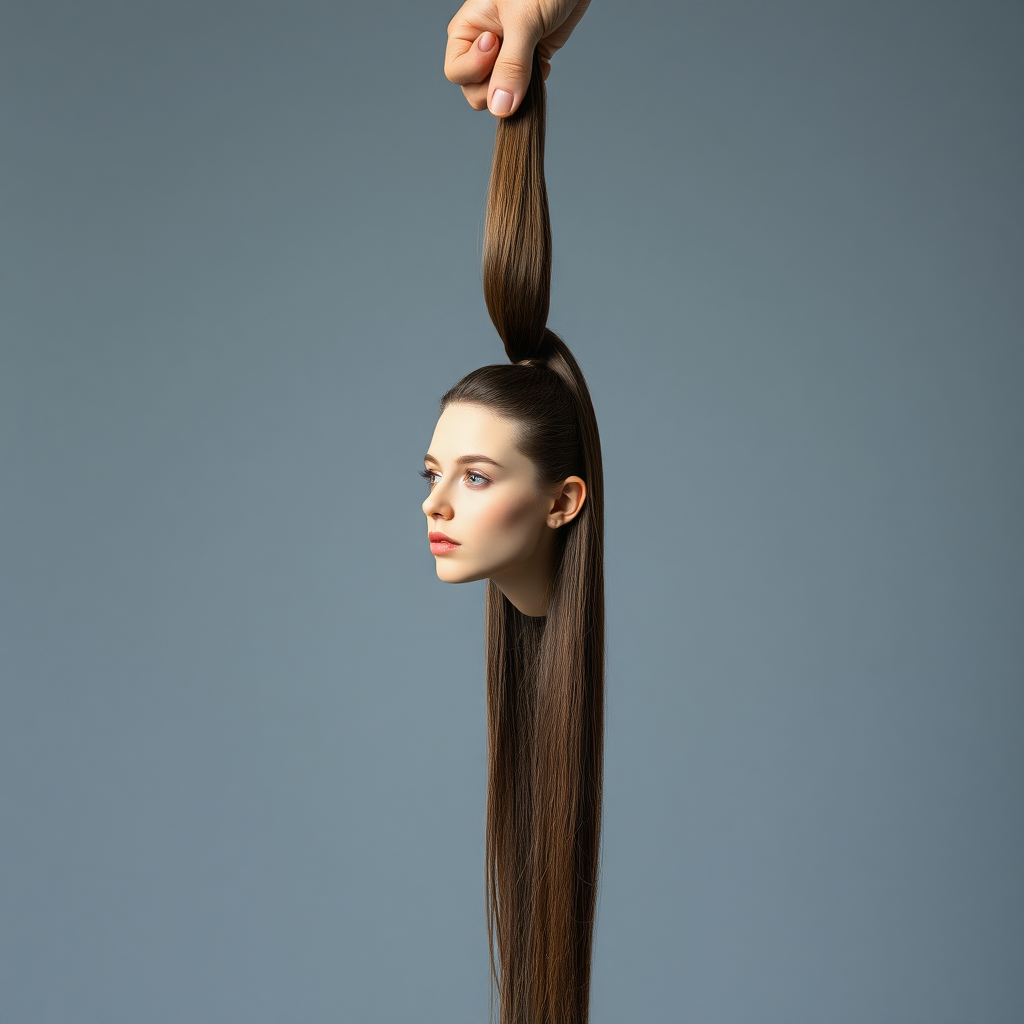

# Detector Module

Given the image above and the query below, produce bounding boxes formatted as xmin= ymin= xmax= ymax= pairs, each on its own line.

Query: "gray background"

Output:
xmin=2 ymin=1 xmax=1021 ymax=1021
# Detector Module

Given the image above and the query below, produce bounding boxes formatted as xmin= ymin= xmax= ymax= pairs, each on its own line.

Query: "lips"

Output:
xmin=429 ymin=531 xmax=460 ymax=555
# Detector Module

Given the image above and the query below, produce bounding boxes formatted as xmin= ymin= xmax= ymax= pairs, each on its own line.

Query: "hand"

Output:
xmin=444 ymin=0 xmax=592 ymax=117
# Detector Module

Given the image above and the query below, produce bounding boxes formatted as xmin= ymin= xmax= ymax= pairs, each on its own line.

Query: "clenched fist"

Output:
xmin=444 ymin=1 xmax=592 ymax=116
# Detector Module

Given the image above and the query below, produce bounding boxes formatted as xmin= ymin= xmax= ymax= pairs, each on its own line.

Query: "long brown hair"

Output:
xmin=439 ymin=51 xmax=604 ymax=1023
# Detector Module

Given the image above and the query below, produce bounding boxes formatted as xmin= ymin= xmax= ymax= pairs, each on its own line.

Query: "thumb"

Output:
xmin=487 ymin=25 xmax=541 ymax=117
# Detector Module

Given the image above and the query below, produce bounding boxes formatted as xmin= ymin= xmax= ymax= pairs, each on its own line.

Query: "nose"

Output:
xmin=422 ymin=484 xmax=453 ymax=521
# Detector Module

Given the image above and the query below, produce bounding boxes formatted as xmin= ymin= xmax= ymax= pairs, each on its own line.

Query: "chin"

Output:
xmin=435 ymin=559 xmax=486 ymax=585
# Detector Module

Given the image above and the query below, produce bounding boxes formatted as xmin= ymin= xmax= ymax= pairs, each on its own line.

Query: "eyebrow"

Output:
xmin=423 ymin=453 xmax=504 ymax=468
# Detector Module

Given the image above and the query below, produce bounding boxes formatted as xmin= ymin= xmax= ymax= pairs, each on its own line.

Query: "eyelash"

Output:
xmin=420 ymin=469 xmax=489 ymax=487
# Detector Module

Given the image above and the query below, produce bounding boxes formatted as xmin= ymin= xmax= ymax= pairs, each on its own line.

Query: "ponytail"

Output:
xmin=471 ymin=50 xmax=605 ymax=1024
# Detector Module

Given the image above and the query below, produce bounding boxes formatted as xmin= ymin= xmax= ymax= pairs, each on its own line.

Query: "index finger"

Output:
xmin=445 ymin=12 xmax=502 ymax=85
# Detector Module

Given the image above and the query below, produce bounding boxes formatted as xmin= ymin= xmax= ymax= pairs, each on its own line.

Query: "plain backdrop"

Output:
xmin=2 ymin=1 xmax=1022 ymax=1021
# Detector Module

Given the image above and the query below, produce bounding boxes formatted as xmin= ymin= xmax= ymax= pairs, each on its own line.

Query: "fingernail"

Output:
xmin=490 ymin=89 xmax=513 ymax=115
xmin=478 ymin=31 xmax=496 ymax=53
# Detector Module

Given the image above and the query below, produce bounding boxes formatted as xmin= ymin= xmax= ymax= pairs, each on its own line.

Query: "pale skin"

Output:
xmin=422 ymin=402 xmax=586 ymax=617
xmin=444 ymin=0 xmax=592 ymax=117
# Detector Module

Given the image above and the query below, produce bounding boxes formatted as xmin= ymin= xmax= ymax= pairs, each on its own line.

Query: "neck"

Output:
xmin=490 ymin=539 xmax=555 ymax=617
xmin=493 ymin=576 xmax=550 ymax=617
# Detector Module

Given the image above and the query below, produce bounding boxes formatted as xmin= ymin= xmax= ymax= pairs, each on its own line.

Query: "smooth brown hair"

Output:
xmin=439 ymin=51 xmax=604 ymax=1024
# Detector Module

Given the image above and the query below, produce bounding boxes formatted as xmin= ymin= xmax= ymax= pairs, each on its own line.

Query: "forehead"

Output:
xmin=428 ymin=403 xmax=530 ymax=469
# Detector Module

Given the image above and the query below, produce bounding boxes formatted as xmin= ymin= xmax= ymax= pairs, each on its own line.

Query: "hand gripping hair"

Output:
xmin=431 ymin=50 xmax=605 ymax=1024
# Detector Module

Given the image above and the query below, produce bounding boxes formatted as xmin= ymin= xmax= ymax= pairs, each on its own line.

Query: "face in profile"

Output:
xmin=422 ymin=402 xmax=585 ymax=616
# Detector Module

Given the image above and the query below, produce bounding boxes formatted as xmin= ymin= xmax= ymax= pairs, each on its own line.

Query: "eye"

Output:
xmin=420 ymin=468 xmax=437 ymax=488
xmin=466 ymin=471 xmax=489 ymax=486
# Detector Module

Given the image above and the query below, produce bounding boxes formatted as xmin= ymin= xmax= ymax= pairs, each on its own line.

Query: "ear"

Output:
xmin=546 ymin=476 xmax=587 ymax=529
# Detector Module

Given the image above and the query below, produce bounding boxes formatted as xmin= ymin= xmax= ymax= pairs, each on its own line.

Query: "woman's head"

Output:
xmin=422 ymin=370 xmax=587 ymax=616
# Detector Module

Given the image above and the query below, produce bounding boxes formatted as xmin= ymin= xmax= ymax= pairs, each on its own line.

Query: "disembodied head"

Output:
xmin=422 ymin=375 xmax=587 ymax=616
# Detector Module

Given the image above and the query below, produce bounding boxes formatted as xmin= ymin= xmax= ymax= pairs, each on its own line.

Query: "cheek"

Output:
xmin=482 ymin=491 xmax=540 ymax=533
xmin=438 ymin=488 xmax=546 ymax=584
xmin=467 ymin=490 xmax=544 ymax=555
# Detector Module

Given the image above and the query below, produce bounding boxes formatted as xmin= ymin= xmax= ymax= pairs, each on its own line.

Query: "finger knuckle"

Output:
xmin=498 ymin=55 xmax=530 ymax=79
